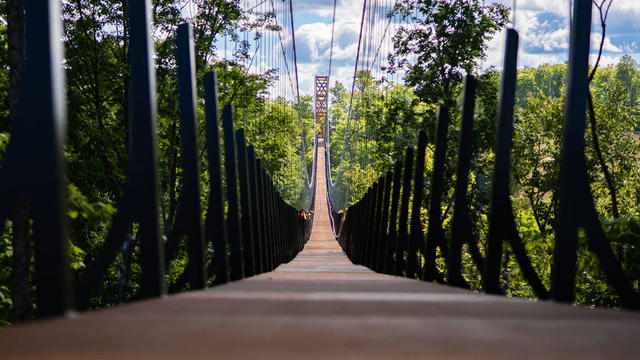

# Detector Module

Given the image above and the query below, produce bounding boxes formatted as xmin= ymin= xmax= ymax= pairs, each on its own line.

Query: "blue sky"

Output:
xmin=290 ymin=0 xmax=640 ymax=95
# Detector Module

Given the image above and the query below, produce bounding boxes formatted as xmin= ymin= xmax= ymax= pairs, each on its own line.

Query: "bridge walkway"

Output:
xmin=1 ymin=143 xmax=639 ymax=359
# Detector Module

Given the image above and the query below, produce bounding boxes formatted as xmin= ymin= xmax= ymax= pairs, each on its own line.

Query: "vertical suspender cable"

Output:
xmin=344 ymin=0 xmax=369 ymax=145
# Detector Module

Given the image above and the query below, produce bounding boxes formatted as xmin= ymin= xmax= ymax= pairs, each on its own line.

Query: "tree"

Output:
xmin=327 ymin=72 xmax=429 ymax=206
xmin=614 ymin=55 xmax=640 ymax=112
xmin=515 ymin=64 xmax=566 ymax=108
xmin=389 ymin=0 xmax=509 ymax=106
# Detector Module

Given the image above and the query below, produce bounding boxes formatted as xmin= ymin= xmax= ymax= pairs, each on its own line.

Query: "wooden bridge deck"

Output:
xmin=2 ymin=146 xmax=640 ymax=359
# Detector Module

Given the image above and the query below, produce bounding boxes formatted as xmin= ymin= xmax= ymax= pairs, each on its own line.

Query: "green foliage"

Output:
xmin=390 ymin=0 xmax=509 ymax=105
xmin=515 ymin=64 xmax=566 ymax=108
xmin=67 ymin=183 xmax=116 ymax=225
xmin=245 ymin=97 xmax=308 ymax=205
xmin=613 ymin=55 xmax=640 ymax=114
xmin=328 ymin=71 xmax=430 ymax=208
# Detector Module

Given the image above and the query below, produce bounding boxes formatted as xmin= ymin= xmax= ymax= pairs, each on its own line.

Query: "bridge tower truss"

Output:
xmin=314 ymin=75 xmax=329 ymax=136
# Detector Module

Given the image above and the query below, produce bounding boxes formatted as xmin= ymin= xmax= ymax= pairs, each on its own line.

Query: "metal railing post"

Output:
xmin=407 ymin=131 xmax=428 ymax=279
xmin=176 ymin=23 xmax=205 ymax=289
xmin=203 ymin=71 xmax=229 ymax=285
xmin=128 ymin=0 xmax=164 ymax=299
xmin=236 ymin=130 xmax=256 ymax=277
xmin=222 ymin=105 xmax=244 ymax=280
xmin=483 ymin=28 xmax=519 ymax=295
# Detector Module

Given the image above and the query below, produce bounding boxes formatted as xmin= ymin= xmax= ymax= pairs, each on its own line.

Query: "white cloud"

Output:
xmin=513 ymin=0 xmax=571 ymax=16
xmin=591 ymin=32 xmax=623 ymax=53
xmin=589 ymin=53 xmax=619 ymax=67
xmin=292 ymin=0 xmax=378 ymax=94
xmin=481 ymin=0 xmax=637 ymax=72
xmin=609 ymin=0 xmax=640 ymax=19
xmin=519 ymin=52 xmax=565 ymax=68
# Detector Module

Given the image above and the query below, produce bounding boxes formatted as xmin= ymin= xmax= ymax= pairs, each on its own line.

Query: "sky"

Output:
xmin=289 ymin=0 xmax=640 ymax=96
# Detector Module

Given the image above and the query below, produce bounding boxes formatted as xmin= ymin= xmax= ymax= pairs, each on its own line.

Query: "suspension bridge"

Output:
xmin=1 ymin=0 xmax=640 ymax=358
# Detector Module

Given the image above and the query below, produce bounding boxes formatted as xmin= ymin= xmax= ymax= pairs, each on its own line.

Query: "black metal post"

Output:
xmin=23 ymin=0 xmax=70 ymax=317
xmin=448 ymin=75 xmax=478 ymax=288
xmin=176 ymin=23 xmax=205 ymax=289
xmin=407 ymin=131 xmax=428 ymax=279
xmin=129 ymin=0 xmax=164 ymax=299
xmin=552 ymin=0 xmax=590 ymax=303
xmin=396 ymin=147 xmax=414 ymax=276
xmin=385 ymin=161 xmax=403 ymax=274
xmin=248 ymin=146 xmax=264 ymax=274
xmin=222 ymin=105 xmax=244 ymax=280
xmin=483 ymin=28 xmax=519 ymax=295
xmin=203 ymin=71 xmax=229 ymax=285
xmin=375 ymin=171 xmax=392 ymax=272
xmin=367 ymin=182 xmax=382 ymax=268
xmin=423 ymin=106 xmax=449 ymax=283
xmin=236 ymin=130 xmax=256 ymax=277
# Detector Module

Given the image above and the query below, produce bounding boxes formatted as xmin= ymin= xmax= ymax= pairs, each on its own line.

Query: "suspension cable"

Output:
xmin=344 ymin=0 xmax=369 ymax=144
xmin=328 ymin=0 xmax=338 ymax=82
xmin=367 ymin=0 xmax=397 ymax=75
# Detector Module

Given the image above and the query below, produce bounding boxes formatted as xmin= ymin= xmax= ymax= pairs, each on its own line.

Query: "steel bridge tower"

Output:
xmin=314 ymin=75 xmax=329 ymax=137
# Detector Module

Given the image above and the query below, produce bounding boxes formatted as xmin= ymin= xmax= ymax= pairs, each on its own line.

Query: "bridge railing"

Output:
xmin=0 ymin=0 xmax=312 ymax=319
xmin=337 ymin=0 xmax=640 ymax=309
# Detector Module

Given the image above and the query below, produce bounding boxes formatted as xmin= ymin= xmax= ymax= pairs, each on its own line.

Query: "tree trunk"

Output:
xmin=587 ymin=90 xmax=620 ymax=219
xmin=7 ymin=0 xmax=33 ymax=323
